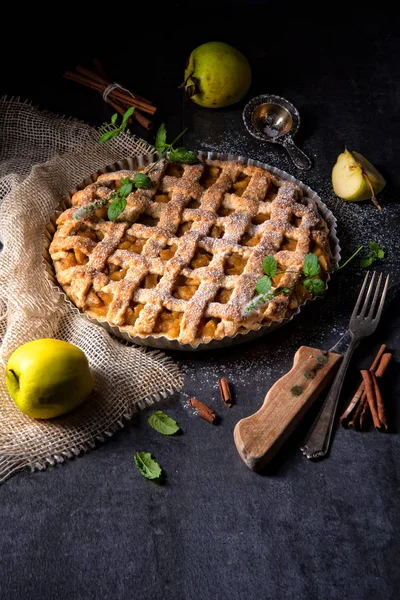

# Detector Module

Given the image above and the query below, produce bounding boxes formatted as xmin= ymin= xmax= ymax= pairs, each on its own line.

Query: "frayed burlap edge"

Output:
xmin=0 ymin=98 xmax=183 ymax=483
xmin=0 ymin=347 xmax=183 ymax=483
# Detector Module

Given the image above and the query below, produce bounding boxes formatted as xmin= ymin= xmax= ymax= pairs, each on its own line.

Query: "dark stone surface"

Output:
xmin=1 ymin=9 xmax=399 ymax=600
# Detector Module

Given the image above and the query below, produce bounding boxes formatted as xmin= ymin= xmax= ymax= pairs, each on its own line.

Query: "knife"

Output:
xmin=233 ymin=333 xmax=350 ymax=471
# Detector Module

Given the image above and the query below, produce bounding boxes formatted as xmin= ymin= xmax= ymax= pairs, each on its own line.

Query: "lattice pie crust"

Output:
xmin=49 ymin=158 xmax=332 ymax=345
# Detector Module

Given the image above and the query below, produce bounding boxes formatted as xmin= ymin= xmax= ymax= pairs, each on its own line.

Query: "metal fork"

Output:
xmin=301 ymin=271 xmax=390 ymax=459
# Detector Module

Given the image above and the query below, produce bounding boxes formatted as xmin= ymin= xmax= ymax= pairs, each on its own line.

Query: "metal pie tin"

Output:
xmin=43 ymin=152 xmax=341 ymax=351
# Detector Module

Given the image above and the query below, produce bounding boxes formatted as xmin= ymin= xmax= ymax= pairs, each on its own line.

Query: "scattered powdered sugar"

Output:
xmin=179 ymin=112 xmax=399 ymax=408
xmin=194 ymin=115 xmax=399 ymax=269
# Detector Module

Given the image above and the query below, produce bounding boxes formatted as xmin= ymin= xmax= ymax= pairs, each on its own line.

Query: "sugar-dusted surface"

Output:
xmin=180 ymin=105 xmax=399 ymax=397
xmin=50 ymin=158 xmax=333 ymax=345
xmin=2 ymin=12 xmax=400 ymax=600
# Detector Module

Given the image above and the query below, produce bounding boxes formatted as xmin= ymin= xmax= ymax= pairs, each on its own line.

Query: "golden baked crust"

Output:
xmin=49 ymin=158 xmax=332 ymax=345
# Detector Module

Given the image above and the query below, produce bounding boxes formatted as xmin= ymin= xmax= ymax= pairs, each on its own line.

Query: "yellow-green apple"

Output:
xmin=5 ymin=339 xmax=93 ymax=419
xmin=183 ymin=41 xmax=251 ymax=108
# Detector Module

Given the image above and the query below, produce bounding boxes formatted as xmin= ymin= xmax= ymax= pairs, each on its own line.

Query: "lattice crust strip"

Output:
xmin=50 ymin=158 xmax=332 ymax=345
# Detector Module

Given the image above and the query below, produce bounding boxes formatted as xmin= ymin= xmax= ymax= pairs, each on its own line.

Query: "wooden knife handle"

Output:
xmin=233 ymin=347 xmax=342 ymax=471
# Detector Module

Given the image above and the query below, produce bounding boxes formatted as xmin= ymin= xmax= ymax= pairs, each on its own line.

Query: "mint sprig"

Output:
xmin=99 ymin=107 xmax=135 ymax=143
xmin=244 ymin=242 xmax=384 ymax=316
xmin=88 ymin=123 xmax=199 ymax=222
xmin=73 ymin=197 xmax=109 ymax=221
xmin=360 ymin=242 xmax=385 ymax=268
xmin=107 ymin=177 xmax=133 ymax=221
xmin=73 ymin=171 xmax=153 ymax=222
xmin=147 ymin=123 xmax=199 ymax=174
xmin=169 ymin=147 xmax=199 ymax=164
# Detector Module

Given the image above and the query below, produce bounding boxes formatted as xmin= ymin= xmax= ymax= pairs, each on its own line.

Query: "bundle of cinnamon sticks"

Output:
xmin=340 ymin=344 xmax=392 ymax=431
xmin=64 ymin=61 xmax=156 ymax=130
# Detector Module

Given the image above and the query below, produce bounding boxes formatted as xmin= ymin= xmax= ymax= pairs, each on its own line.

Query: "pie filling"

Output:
xmin=50 ymin=158 xmax=332 ymax=345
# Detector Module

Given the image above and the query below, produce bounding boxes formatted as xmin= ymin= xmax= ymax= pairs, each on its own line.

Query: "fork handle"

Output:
xmin=301 ymin=337 xmax=359 ymax=459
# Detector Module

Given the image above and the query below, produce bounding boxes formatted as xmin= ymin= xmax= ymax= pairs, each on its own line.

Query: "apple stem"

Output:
xmin=363 ymin=171 xmax=382 ymax=211
xmin=178 ymin=73 xmax=193 ymax=90
xmin=181 ymin=76 xmax=200 ymax=98
xmin=186 ymin=84 xmax=197 ymax=98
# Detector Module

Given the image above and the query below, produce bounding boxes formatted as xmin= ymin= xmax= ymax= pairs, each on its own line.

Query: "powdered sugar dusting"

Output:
xmin=179 ymin=111 xmax=399 ymax=408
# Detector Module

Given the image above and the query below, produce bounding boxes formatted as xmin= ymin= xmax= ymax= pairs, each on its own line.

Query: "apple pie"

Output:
xmin=49 ymin=158 xmax=333 ymax=346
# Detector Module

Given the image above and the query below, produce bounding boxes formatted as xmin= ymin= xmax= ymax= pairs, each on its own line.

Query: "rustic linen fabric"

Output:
xmin=0 ymin=98 xmax=183 ymax=483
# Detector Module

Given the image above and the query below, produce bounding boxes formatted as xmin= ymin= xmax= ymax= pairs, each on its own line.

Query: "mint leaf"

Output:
xmin=134 ymin=173 xmax=152 ymax=189
xmin=108 ymin=197 xmax=127 ymax=221
xmin=256 ymin=276 xmax=272 ymax=295
xmin=118 ymin=178 xmax=133 ymax=197
xmin=303 ymin=277 xmax=325 ymax=296
xmin=360 ymin=242 xmax=385 ymax=268
xmin=263 ymin=255 xmax=277 ymax=277
xmin=99 ymin=128 xmax=120 ymax=143
xmin=155 ymin=123 xmax=167 ymax=153
xmin=168 ymin=147 xmax=199 ymax=164
xmin=303 ymin=253 xmax=321 ymax=278
xmin=120 ymin=106 xmax=135 ymax=131
xmin=369 ymin=242 xmax=381 ymax=252
xmin=134 ymin=452 xmax=162 ymax=480
xmin=360 ymin=256 xmax=374 ymax=268
xmin=148 ymin=411 xmax=179 ymax=435
xmin=99 ymin=108 xmax=134 ymax=145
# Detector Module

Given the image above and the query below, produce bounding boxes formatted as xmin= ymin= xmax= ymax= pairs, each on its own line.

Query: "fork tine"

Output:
xmin=373 ymin=274 xmax=390 ymax=321
xmin=351 ymin=272 xmax=370 ymax=319
xmin=359 ymin=271 xmax=376 ymax=317
xmin=367 ymin=272 xmax=383 ymax=319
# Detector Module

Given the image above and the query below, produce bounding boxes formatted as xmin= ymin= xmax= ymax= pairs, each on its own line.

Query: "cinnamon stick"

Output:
xmin=115 ymin=93 xmax=157 ymax=114
xmin=360 ymin=370 xmax=381 ymax=429
xmin=76 ymin=65 xmax=109 ymax=87
xmin=340 ymin=385 xmax=364 ymax=427
xmin=370 ymin=344 xmax=387 ymax=372
xmin=107 ymin=98 xmax=126 ymax=117
xmin=107 ymin=98 xmax=153 ymax=131
xmin=189 ymin=397 xmax=217 ymax=424
xmin=132 ymin=110 xmax=153 ymax=131
xmin=371 ymin=372 xmax=388 ymax=431
xmin=93 ymin=57 xmax=110 ymax=80
xmin=340 ymin=344 xmax=387 ymax=427
xmin=64 ymin=71 xmax=156 ymax=114
xmin=357 ymin=353 xmax=392 ymax=429
xmin=348 ymin=394 xmax=367 ymax=430
xmin=218 ymin=377 xmax=232 ymax=407
xmin=92 ymin=60 xmax=154 ymax=105
xmin=359 ymin=396 xmax=371 ymax=429
xmin=75 ymin=66 xmax=156 ymax=111
xmin=375 ymin=353 xmax=392 ymax=378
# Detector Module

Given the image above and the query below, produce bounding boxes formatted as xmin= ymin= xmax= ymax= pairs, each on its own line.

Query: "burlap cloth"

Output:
xmin=0 ymin=97 xmax=183 ymax=483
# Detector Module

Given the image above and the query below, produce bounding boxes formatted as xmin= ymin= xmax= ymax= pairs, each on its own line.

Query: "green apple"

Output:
xmin=5 ymin=339 xmax=93 ymax=419
xmin=332 ymin=149 xmax=386 ymax=209
xmin=182 ymin=41 xmax=251 ymax=108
